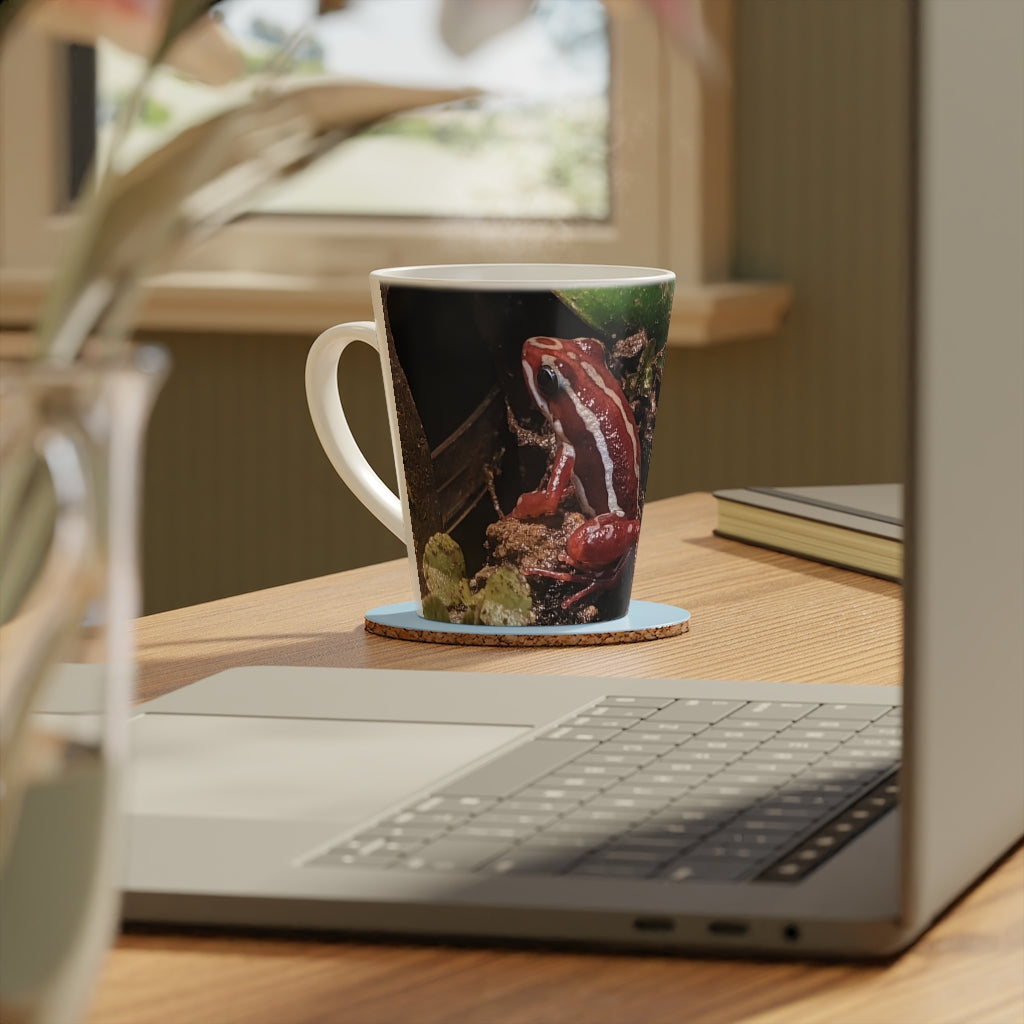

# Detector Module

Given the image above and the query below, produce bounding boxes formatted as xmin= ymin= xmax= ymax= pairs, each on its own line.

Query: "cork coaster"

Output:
xmin=364 ymin=600 xmax=690 ymax=647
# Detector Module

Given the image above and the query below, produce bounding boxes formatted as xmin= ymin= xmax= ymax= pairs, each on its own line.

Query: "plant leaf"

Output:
xmin=37 ymin=77 xmax=477 ymax=360
xmin=20 ymin=0 xmax=243 ymax=85
xmin=0 ymin=0 xmax=35 ymax=41
xmin=157 ymin=0 xmax=217 ymax=61
xmin=556 ymin=281 xmax=675 ymax=348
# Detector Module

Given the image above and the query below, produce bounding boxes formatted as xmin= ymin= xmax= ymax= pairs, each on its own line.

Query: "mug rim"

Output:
xmin=370 ymin=264 xmax=674 ymax=289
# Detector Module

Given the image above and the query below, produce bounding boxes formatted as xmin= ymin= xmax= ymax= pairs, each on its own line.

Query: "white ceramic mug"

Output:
xmin=306 ymin=264 xmax=674 ymax=627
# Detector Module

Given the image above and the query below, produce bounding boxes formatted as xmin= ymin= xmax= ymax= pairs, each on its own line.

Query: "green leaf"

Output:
xmin=422 ymin=532 xmax=467 ymax=607
xmin=476 ymin=567 xmax=533 ymax=627
xmin=555 ymin=281 xmax=675 ymax=349
xmin=421 ymin=594 xmax=451 ymax=623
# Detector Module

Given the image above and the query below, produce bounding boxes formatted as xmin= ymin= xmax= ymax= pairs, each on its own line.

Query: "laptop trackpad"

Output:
xmin=128 ymin=715 xmax=527 ymax=827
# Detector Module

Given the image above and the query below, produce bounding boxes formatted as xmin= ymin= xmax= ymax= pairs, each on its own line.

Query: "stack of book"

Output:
xmin=713 ymin=484 xmax=903 ymax=581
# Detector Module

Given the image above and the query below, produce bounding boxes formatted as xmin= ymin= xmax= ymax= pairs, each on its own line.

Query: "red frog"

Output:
xmin=510 ymin=335 xmax=642 ymax=607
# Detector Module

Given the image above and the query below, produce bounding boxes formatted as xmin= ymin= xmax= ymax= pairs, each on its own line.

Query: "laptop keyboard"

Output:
xmin=305 ymin=696 xmax=901 ymax=883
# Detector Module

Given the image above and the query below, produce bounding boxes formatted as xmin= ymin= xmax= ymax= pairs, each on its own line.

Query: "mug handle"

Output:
xmin=305 ymin=322 xmax=404 ymax=539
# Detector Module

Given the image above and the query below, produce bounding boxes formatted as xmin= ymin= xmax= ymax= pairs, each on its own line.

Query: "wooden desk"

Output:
xmin=88 ymin=494 xmax=1023 ymax=1024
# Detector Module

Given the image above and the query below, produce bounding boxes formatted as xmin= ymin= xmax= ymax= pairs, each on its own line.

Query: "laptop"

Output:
xmin=48 ymin=0 xmax=1024 ymax=957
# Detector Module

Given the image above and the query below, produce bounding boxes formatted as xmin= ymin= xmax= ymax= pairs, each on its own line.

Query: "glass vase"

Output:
xmin=0 ymin=342 xmax=168 ymax=1024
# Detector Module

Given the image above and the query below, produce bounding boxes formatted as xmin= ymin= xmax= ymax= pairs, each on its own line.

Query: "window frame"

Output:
xmin=0 ymin=0 xmax=789 ymax=344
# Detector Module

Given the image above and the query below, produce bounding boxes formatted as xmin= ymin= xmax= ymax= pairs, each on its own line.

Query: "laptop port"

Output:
xmin=632 ymin=916 xmax=675 ymax=933
xmin=783 ymin=924 xmax=801 ymax=942
xmin=707 ymin=920 xmax=749 ymax=937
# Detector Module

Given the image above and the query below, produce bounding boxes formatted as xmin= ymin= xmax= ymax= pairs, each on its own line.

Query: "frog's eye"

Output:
xmin=536 ymin=365 xmax=560 ymax=398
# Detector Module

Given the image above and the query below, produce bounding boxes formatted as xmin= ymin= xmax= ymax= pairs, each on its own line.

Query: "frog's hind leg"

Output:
xmin=524 ymin=555 xmax=631 ymax=610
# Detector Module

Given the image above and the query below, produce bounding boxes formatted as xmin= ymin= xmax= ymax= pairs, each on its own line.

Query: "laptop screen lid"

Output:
xmin=903 ymin=0 xmax=1024 ymax=933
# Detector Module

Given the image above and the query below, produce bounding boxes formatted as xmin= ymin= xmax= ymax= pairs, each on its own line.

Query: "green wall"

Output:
xmin=140 ymin=332 xmax=404 ymax=614
xmin=139 ymin=0 xmax=912 ymax=614
xmin=647 ymin=0 xmax=910 ymax=499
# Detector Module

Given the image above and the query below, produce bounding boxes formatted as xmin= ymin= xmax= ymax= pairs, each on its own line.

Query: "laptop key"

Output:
xmin=720 ymin=718 xmax=799 ymax=733
xmin=623 ymin=721 xmax=706 ymax=738
xmin=570 ymin=849 xmax=669 ymax=875
xmin=542 ymin=726 xmax=621 ymax=742
xmin=722 ymin=761 xmax=801 ymax=777
xmin=310 ymin=848 xmax=403 ymax=869
xmin=659 ymin=748 xmax=737 ymax=764
xmin=602 ymin=696 xmax=675 ymax=709
xmin=756 ymin=738 xmax=839 ymax=753
xmin=649 ymin=700 xmax=745 ymax=724
xmin=522 ymin=833 xmax=596 ymax=849
xmin=804 ymin=704 xmax=891 ymax=721
xmin=600 ymin=835 xmax=694 ymax=853
xmin=686 ymin=842 xmax=771 ymax=861
xmin=437 ymin=739 xmax=597 ymax=798
xmin=541 ymin=819 xmax=628 ymax=839
xmin=729 ymin=702 xmax=819 ymax=722
xmin=731 ymin=815 xmax=809 ymax=834
xmin=631 ymin=821 xmax=716 ymax=843
xmin=570 ymin=860 xmax=659 ymax=878
xmin=802 ymin=763 xmax=892 ymax=784
xmin=451 ymin=824 xmax=530 ymax=841
xmin=560 ymin=806 xmax=647 ymax=826
xmin=660 ymin=859 xmax=752 ymax=882
xmin=403 ymin=838 xmax=512 ymax=872
xmin=566 ymin=715 xmax=636 ymax=730
xmin=753 ymin=747 xmax=823 ymax=762
xmin=587 ymin=705 xmax=652 ymax=719
xmin=388 ymin=810 xmax=476 ymax=828
xmin=779 ymin=726 xmax=855 ymax=741
xmin=600 ymin=741 xmax=674 ymax=757
xmin=500 ymin=798 xmax=580 ymax=814
xmin=857 ymin=725 xmax=901 ymax=739
xmin=512 ymin=786 xmax=588 ymax=804
xmin=575 ymin=751 xmax=653 ymax=767
xmin=838 ymin=746 xmax=900 ymax=761
xmin=484 ymin=845 xmax=585 ymax=875
xmin=793 ymin=718 xmax=871 ymax=732
xmin=314 ymin=836 xmax=415 ymax=867
xmin=699 ymin=727 xmax=777 ymax=743
xmin=636 ymin=760 xmax=715 ymax=778
xmin=559 ymin=761 xmax=637 ymax=778
xmin=683 ymin=738 xmax=762 ymax=753
xmin=589 ymin=795 xmax=670 ymax=813
xmin=688 ymin=782 xmax=776 ymax=800
xmin=769 ymin=785 xmax=855 ymax=806
xmin=413 ymin=795 xmax=495 ymax=815
xmin=710 ymin=771 xmax=786 ymax=790
xmin=358 ymin=823 xmax=448 ymax=842
xmin=741 ymin=804 xmax=823 ymax=821
xmin=535 ymin=774 xmax=614 ymax=793
xmin=653 ymin=808 xmax=733 ymax=827
xmin=714 ymin=831 xmax=792 ymax=849
xmin=470 ymin=810 xmax=559 ymax=828
xmin=607 ymin=782 xmax=696 ymax=800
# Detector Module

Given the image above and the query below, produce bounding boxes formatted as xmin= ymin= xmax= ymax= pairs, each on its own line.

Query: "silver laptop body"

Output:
xmin=56 ymin=0 xmax=1024 ymax=958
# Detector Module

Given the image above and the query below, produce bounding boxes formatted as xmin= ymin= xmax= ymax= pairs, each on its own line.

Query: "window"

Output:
xmin=96 ymin=0 xmax=611 ymax=221
xmin=0 ymin=0 xmax=789 ymax=343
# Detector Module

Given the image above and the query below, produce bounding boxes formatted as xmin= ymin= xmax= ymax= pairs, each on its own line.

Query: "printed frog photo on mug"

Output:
xmin=381 ymin=279 xmax=674 ymax=627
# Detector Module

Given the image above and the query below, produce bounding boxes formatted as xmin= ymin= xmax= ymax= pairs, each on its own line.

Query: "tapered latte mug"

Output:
xmin=306 ymin=264 xmax=675 ymax=628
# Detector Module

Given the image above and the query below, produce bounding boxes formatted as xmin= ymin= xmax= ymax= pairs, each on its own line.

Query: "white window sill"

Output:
xmin=0 ymin=269 xmax=791 ymax=347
